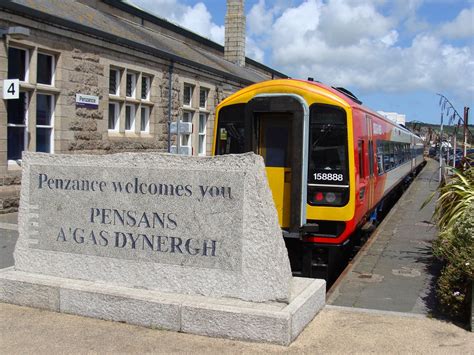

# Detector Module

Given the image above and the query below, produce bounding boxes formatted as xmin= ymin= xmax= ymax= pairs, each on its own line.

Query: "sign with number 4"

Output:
xmin=3 ymin=79 xmax=20 ymax=99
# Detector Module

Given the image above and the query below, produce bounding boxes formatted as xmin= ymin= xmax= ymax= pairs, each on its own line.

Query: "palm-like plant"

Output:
xmin=433 ymin=162 xmax=474 ymax=233
xmin=425 ymin=159 xmax=474 ymax=321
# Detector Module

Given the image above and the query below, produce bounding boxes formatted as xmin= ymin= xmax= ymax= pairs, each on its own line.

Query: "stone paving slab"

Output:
xmin=1 ymin=302 xmax=473 ymax=353
xmin=0 ymin=268 xmax=325 ymax=346
xmin=328 ymin=159 xmax=440 ymax=314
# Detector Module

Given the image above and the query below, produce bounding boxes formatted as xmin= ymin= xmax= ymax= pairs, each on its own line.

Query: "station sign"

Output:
xmin=76 ymin=93 xmax=99 ymax=109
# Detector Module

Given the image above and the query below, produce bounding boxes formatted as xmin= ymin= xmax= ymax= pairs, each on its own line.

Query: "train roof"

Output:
xmin=220 ymin=79 xmax=419 ymax=138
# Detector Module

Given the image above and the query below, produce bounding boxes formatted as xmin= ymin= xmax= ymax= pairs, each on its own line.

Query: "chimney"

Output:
xmin=225 ymin=0 xmax=246 ymax=67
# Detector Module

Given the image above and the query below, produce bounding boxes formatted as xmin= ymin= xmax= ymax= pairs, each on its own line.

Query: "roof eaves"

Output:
xmin=102 ymin=0 xmax=223 ymax=51
xmin=103 ymin=0 xmax=288 ymax=79
xmin=0 ymin=1 xmax=258 ymax=86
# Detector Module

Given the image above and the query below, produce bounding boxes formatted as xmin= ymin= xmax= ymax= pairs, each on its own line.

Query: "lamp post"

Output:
xmin=439 ymin=113 xmax=444 ymax=183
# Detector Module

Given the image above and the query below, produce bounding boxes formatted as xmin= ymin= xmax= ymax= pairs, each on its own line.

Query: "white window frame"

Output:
xmin=140 ymin=106 xmax=150 ymax=133
xmin=182 ymin=111 xmax=193 ymax=123
xmin=37 ymin=52 xmax=55 ymax=86
xmin=180 ymin=111 xmax=192 ymax=149
xmin=125 ymin=104 xmax=136 ymax=132
xmin=8 ymin=46 xmax=29 ymax=83
xmin=141 ymin=75 xmax=151 ymax=101
xmin=35 ymin=93 xmax=55 ymax=154
xmin=7 ymin=91 xmax=29 ymax=162
xmin=198 ymin=113 xmax=207 ymax=156
xmin=108 ymin=102 xmax=120 ymax=132
xmin=183 ymin=84 xmax=193 ymax=107
xmin=199 ymin=87 xmax=209 ymax=109
xmin=109 ymin=68 xmax=120 ymax=96
xmin=180 ymin=133 xmax=191 ymax=149
xmin=126 ymin=72 xmax=137 ymax=98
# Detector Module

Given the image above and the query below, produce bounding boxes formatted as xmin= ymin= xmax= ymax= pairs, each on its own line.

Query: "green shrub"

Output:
xmin=436 ymin=263 xmax=470 ymax=320
xmin=433 ymin=204 xmax=474 ymax=279
xmin=432 ymin=163 xmax=473 ymax=232
xmin=433 ymin=206 xmax=474 ymax=320
xmin=428 ymin=162 xmax=473 ymax=322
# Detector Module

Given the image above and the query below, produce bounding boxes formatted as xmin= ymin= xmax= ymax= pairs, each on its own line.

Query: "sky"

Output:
xmin=129 ymin=0 xmax=474 ymax=124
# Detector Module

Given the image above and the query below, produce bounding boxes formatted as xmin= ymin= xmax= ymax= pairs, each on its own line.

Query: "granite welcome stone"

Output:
xmin=0 ymin=151 xmax=325 ymax=345
xmin=14 ymin=152 xmax=292 ymax=302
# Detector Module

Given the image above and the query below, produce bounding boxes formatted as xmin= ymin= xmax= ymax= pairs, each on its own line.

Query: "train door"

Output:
xmin=246 ymin=96 xmax=307 ymax=233
xmin=366 ymin=115 xmax=375 ymax=209
xmin=256 ymin=114 xmax=292 ymax=227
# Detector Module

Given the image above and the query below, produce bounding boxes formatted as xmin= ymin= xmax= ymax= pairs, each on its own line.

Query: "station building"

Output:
xmin=0 ymin=0 xmax=286 ymax=213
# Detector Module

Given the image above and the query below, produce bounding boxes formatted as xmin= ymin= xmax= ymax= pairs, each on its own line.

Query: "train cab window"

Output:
xmin=215 ymin=104 xmax=246 ymax=155
xmin=307 ymin=105 xmax=349 ymax=207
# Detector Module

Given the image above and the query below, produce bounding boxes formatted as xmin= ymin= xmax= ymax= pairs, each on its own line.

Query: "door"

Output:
xmin=257 ymin=113 xmax=293 ymax=228
xmin=366 ymin=115 xmax=375 ymax=209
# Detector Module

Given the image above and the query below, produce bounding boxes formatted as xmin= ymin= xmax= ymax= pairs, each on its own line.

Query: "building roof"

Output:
xmin=1 ymin=0 xmax=287 ymax=85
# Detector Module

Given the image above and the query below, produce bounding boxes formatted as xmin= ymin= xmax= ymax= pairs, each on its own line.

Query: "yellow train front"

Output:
xmin=212 ymin=79 xmax=424 ymax=282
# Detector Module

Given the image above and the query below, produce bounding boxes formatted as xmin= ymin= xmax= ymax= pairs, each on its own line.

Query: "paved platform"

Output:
xmin=328 ymin=159 xmax=440 ymax=314
xmin=1 ymin=302 xmax=472 ymax=353
xmin=0 ymin=212 xmax=17 ymax=270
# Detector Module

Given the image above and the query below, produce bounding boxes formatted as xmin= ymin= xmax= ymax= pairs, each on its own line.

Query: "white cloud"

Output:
xmin=130 ymin=0 xmax=224 ymax=44
xmin=130 ymin=0 xmax=473 ymax=102
xmin=246 ymin=0 xmax=473 ymax=102
xmin=438 ymin=7 xmax=474 ymax=39
xmin=129 ymin=0 xmax=185 ymax=19
xmin=318 ymin=0 xmax=395 ymax=47
xmin=246 ymin=36 xmax=265 ymax=62
xmin=248 ymin=0 xmax=274 ymax=36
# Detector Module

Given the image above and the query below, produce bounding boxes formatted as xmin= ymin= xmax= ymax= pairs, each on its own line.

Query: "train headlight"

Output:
xmin=325 ymin=192 xmax=336 ymax=203
xmin=315 ymin=192 xmax=324 ymax=201
xmin=308 ymin=186 xmax=349 ymax=207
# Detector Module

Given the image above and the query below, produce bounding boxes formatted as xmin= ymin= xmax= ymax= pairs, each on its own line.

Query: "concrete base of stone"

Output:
xmin=0 ymin=268 xmax=325 ymax=345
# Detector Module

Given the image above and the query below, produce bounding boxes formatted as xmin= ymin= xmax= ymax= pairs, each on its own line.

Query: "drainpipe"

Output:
xmin=167 ymin=62 xmax=174 ymax=152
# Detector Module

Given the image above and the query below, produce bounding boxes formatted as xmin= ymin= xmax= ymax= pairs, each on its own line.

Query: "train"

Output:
xmin=212 ymin=79 xmax=425 ymax=282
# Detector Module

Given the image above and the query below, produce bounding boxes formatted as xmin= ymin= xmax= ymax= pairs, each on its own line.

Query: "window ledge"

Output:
xmin=107 ymin=130 xmax=121 ymax=137
xmin=19 ymin=82 xmax=35 ymax=91
xmin=7 ymin=160 xmax=22 ymax=171
xmin=36 ymin=85 xmax=60 ymax=94
xmin=141 ymin=100 xmax=154 ymax=106
xmin=109 ymin=95 xmax=125 ymax=102
xmin=125 ymin=97 xmax=141 ymax=104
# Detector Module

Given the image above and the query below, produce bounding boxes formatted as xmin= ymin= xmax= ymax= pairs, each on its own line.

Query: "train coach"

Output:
xmin=212 ymin=79 xmax=425 ymax=282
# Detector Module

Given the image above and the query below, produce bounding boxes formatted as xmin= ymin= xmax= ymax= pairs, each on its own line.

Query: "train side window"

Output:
xmin=215 ymin=104 xmax=246 ymax=155
xmin=395 ymin=143 xmax=402 ymax=166
xmin=358 ymin=140 xmax=364 ymax=178
xmin=383 ymin=141 xmax=390 ymax=171
xmin=376 ymin=140 xmax=384 ymax=175
xmin=389 ymin=142 xmax=395 ymax=169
